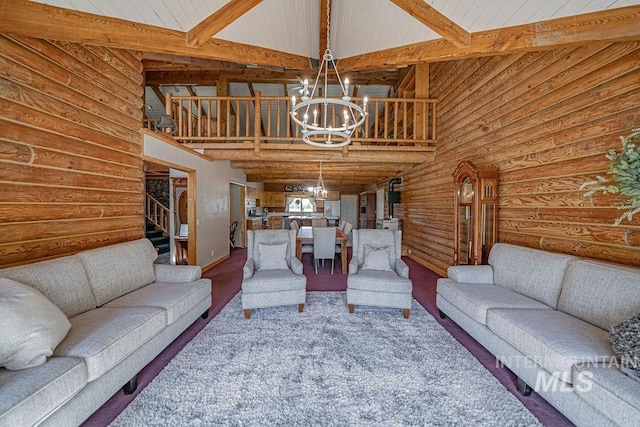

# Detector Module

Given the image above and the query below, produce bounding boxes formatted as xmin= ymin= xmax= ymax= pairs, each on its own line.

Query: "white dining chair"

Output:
xmin=313 ymin=226 xmax=337 ymax=274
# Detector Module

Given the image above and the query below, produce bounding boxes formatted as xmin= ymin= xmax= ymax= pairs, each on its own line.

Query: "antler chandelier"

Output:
xmin=290 ymin=2 xmax=368 ymax=148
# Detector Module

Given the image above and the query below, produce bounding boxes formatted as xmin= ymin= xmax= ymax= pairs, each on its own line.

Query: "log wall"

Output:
xmin=397 ymin=41 xmax=640 ymax=275
xmin=0 ymin=35 xmax=145 ymax=267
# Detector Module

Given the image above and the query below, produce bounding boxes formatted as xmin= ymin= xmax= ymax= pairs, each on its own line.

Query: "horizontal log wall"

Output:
xmin=0 ymin=35 xmax=145 ymax=267
xmin=397 ymin=42 xmax=640 ymax=275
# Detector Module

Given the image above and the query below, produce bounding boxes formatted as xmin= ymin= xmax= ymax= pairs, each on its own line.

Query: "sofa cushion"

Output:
xmin=104 ymin=279 xmax=211 ymax=324
xmin=256 ymin=242 xmax=289 ymax=271
xmin=558 ymin=259 xmax=640 ymax=331
xmin=573 ymin=365 xmax=640 ymax=427
xmin=0 ymin=357 xmax=86 ymax=427
xmin=348 ymin=270 xmax=412 ymax=294
xmin=78 ymin=239 xmax=158 ymax=306
xmin=437 ymin=280 xmax=551 ymax=325
xmin=242 ymin=270 xmax=306 ymax=294
xmin=488 ymin=243 xmax=575 ymax=308
xmin=54 ymin=306 xmax=165 ymax=381
xmin=0 ymin=278 xmax=71 ymax=370
xmin=487 ymin=308 xmax=614 ymax=384
xmin=0 ymin=256 xmax=95 ymax=317
xmin=362 ymin=244 xmax=393 ymax=271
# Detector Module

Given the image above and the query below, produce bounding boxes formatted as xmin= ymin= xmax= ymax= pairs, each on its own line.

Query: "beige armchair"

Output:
xmin=347 ymin=229 xmax=412 ymax=318
xmin=241 ymin=229 xmax=307 ymax=319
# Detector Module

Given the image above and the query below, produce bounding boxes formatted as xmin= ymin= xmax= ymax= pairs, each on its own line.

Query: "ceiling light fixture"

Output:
xmin=290 ymin=2 xmax=368 ymax=148
xmin=313 ymin=162 xmax=328 ymax=200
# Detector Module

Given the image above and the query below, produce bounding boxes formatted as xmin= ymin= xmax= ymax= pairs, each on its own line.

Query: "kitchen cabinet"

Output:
xmin=326 ymin=190 xmax=340 ymax=201
xmin=268 ymin=216 xmax=283 ymax=229
xmin=261 ymin=191 xmax=285 ymax=208
xmin=247 ymin=218 xmax=262 ymax=231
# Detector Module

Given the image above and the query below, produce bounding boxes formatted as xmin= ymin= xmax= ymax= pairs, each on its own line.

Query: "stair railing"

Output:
xmin=145 ymin=193 xmax=170 ymax=235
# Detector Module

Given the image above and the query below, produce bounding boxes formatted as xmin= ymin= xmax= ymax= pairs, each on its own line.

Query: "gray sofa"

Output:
xmin=0 ymin=238 xmax=212 ymax=426
xmin=436 ymin=243 xmax=640 ymax=427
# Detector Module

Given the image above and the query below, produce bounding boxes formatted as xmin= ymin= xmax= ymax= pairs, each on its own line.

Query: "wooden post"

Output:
xmin=414 ymin=63 xmax=429 ymax=143
xmin=254 ymin=90 xmax=261 ymax=154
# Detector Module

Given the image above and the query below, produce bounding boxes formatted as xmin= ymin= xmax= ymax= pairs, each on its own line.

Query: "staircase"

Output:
xmin=146 ymin=221 xmax=170 ymax=254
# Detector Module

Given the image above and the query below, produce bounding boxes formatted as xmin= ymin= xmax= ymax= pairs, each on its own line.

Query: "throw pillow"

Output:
xmin=0 ymin=278 xmax=71 ymax=370
xmin=257 ymin=242 xmax=289 ymax=271
xmin=361 ymin=244 xmax=393 ymax=271
xmin=608 ymin=312 xmax=640 ymax=380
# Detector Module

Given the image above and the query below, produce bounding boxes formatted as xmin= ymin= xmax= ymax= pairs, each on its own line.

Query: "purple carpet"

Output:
xmin=82 ymin=248 xmax=573 ymax=427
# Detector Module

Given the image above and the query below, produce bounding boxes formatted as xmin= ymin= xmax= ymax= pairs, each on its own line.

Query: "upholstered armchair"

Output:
xmin=347 ymin=229 xmax=412 ymax=318
xmin=241 ymin=229 xmax=307 ymax=319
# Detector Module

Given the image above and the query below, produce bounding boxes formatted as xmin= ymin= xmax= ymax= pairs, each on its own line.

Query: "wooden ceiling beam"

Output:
xmin=194 ymin=143 xmax=435 ymax=163
xmin=390 ymin=0 xmax=470 ymax=48
xmin=144 ymin=69 xmax=399 ymax=85
xmin=0 ymin=0 xmax=311 ymax=70
xmin=319 ymin=0 xmax=330 ymax=59
xmin=145 ymin=70 xmax=223 ymax=85
xmin=186 ymin=0 xmax=262 ymax=48
xmin=340 ymin=5 xmax=640 ymax=71
xmin=140 ymin=53 xmax=243 ymax=71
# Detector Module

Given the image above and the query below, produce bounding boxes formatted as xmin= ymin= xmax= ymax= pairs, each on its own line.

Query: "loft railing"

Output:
xmin=145 ymin=193 xmax=170 ymax=235
xmin=162 ymin=92 xmax=436 ymax=147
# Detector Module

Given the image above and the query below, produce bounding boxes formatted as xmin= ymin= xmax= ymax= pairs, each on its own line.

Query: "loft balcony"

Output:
xmin=149 ymin=93 xmax=437 ymax=164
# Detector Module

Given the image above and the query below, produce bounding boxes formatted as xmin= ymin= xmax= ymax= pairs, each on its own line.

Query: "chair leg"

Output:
xmin=243 ymin=308 xmax=250 ymax=319
xmin=348 ymin=303 xmax=354 ymax=314
xmin=331 ymin=258 xmax=334 ymax=275
xmin=403 ymin=308 xmax=410 ymax=319
xmin=314 ymin=258 xmax=318 ymax=275
xmin=298 ymin=303 xmax=304 ymax=313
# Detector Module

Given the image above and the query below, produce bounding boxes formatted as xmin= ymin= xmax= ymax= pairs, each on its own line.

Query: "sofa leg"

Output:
xmin=243 ymin=309 xmax=250 ymax=319
xmin=348 ymin=304 xmax=354 ymax=314
xmin=298 ymin=303 xmax=304 ymax=313
xmin=123 ymin=375 xmax=138 ymax=395
xmin=516 ymin=377 xmax=533 ymax=396
xmin=438 ymin=309 xmax=447 ymax=319
xmin=201 ymin=309 xmax=209 ymax=319
xmin=403 ymin=308 xmax=410 ymax=319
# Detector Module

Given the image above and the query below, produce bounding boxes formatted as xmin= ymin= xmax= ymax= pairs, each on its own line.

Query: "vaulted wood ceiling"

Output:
xmin=3 ymin=0 xmax=640 ymax=191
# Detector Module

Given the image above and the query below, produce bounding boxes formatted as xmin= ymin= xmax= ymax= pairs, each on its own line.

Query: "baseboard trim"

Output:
xmin=202 ymin=254 xmax=230 ymax=272
xmin=405 ymin=252 xmax=447 ymax=277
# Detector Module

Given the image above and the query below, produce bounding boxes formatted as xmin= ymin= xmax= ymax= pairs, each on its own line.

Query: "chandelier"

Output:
xmin=313 ymin=162 xmax=328 ymax=200
xmin=290 ymin=4 xmax=368 ymax=148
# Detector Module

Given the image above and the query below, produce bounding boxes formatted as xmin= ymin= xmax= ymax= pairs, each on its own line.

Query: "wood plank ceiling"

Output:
xmin=8 ymin=0 xmax=640 ymax=191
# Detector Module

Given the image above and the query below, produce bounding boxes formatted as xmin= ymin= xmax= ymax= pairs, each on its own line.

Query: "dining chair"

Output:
xmin=336 ymin=221 xmax=353 ymax=255
xmin=311 ymin=217 xmax=328 ymax=228
xmin=313 ymin=226 xmax=337 ymax=274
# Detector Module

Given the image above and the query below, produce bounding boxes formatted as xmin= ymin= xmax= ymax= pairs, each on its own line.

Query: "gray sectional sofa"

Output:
xmin=436 ymin=243 xmax=640 ymax=427
xmin=0 ymin=238 xmax=212 ymax=426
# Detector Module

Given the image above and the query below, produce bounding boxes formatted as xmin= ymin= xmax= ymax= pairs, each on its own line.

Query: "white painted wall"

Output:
xmin=144 ymin=133 xmax=246 ymax=267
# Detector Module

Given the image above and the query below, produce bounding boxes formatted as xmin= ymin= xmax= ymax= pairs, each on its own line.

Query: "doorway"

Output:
xmin=143 ymin=159 xmax=196 ymax=265
xmin=229 ymin=183 xmax=244 ymax=249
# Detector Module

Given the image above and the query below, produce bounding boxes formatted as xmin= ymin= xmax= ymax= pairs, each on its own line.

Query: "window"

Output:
xmin=286 ymin=197 xmax=316 ymax=213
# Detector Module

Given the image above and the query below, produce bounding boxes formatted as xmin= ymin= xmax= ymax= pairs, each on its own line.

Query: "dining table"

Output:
xmin=295 ymin=226 xmax=348 ymax=274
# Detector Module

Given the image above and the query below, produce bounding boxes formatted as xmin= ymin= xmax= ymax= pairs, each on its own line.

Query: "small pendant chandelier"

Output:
xmin=313 ymin=162 xmax=328 ymax=200
xmin=290 ymin=2 xmax=368 ymax=148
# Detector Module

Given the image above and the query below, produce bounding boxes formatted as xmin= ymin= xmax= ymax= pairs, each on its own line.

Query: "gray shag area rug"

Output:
xmin=111 ymin=292 xmax=541 ymax=426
